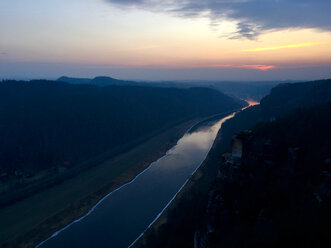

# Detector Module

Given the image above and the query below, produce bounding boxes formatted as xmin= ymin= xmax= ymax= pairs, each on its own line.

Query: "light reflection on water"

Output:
xmin=39 ymin=112 xmax=235 ymax=248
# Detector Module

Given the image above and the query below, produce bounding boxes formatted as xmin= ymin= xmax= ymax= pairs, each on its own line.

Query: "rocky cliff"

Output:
xmin=195 ymin=102 xmax=331 ymax=247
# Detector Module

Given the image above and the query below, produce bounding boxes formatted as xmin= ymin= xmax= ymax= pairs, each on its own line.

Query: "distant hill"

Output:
xmin=91 ymin=76 xmax=138 ymax=86
xmin=57 ymin=76 xmax=283 ymax=100
xmin=57 ymin=76 xmax=92 ymax=85
xmin=57 ymin=76 xmax=139 ymax=87
xmin=0 ymin=80 xmax=243 ymax=178
xmin=210 ymin=81 xmax=280 ymax=101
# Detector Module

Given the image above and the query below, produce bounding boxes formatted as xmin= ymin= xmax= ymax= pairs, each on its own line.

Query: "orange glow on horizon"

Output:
xmin=90 ymin=62 xmax=277 ymax=71
xmin=246 ymin=99 xmax=260 ymax=106
xmin=242 ymin=99 xmax=260 ymax=110
xmin=239 ymin=65 xmax=276 ymax=71
xmin=240 ymin=42 xmax=326 ymax=52
xmin=207 ymin=64 xmax=276 ymax=71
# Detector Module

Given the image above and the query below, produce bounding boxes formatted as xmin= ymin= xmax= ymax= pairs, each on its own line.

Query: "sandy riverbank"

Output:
xmin=0 ymin=119 xmax=200 ymax=248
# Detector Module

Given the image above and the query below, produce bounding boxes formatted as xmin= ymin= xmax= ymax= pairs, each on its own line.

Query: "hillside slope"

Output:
xmin=219 ymin=79 xmax=331 ymax=153
xmin=0 ymin=80 xmax=243 ymax=192
xmin=195 ymin=102 xmax=331 ymax=247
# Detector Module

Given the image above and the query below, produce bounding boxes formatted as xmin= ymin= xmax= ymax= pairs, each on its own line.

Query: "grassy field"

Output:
xmin=0 ymin=119 xmax=199 ymax=248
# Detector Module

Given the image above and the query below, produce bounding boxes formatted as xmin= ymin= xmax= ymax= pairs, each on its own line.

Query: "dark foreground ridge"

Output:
xmin=135 ymin=79 xmax=331 ymax=248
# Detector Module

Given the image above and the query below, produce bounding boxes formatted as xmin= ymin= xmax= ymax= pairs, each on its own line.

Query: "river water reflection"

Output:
xmin=38 ymin=112 xmax=235 ymax=248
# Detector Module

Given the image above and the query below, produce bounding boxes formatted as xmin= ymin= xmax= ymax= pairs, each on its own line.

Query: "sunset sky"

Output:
xmin=1 ymin=0 xmax=330 ymax=80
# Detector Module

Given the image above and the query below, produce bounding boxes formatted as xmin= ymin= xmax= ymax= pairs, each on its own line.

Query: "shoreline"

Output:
xmin=130 ymin=112 xmax=237 ymax=248
xmin=36 ymin=112 xmax=234 ymax=248
xmin=1 ymin=109 xmax=243 ymax=248
xmin=34 ymin=111 xmax=236 ymax=248
xmin=36 ymin=143 xmax=176 ymax=248
xmin=1 ymin=119 xmax=199 ymax=248
xmin=132 ymin=105 xmax=252 ymax=248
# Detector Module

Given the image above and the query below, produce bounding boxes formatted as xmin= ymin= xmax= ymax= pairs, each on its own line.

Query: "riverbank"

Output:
xmin=132 ymin=119 xmax=229 ymax=248
xmin=0 ymin=118 xmax=200 ymax=248
xmin=132 ymin=112 xmax=238 ymax=248
xmin=131 ymin=105 xmax=255 ymax=248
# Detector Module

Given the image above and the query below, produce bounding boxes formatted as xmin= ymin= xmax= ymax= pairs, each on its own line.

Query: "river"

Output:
xmin=37 ymin=112 xmax=236 ymax=248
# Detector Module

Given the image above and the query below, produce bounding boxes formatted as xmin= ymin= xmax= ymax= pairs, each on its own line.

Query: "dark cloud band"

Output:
xmin=105 ymin=0 xmax=331 ymax=39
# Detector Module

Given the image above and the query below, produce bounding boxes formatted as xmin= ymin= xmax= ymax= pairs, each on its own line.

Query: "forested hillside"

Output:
xmin=218 ymin=79 xmax=331 ymax=153
xmin=0 ymin=80 xmax=242 ymax=178
xmin=194 ymin=101 xmax=331 ymax=247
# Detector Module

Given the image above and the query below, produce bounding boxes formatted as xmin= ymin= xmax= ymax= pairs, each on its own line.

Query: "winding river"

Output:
xmin=37 ymin=112 xmax=236 ymax=248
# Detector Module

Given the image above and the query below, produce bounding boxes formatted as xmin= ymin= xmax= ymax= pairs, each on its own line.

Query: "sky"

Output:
xmin=0 ymin=0 xmax=330 ymax=81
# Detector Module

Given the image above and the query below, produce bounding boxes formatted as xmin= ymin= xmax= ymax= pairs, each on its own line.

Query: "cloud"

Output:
xmin=104 ymin=0 xmax=331 ymax=39
xmin=240 ymin=41 xmax=326 ymax=52
xmin=206 ymin=64 xmax=276 ymax=71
